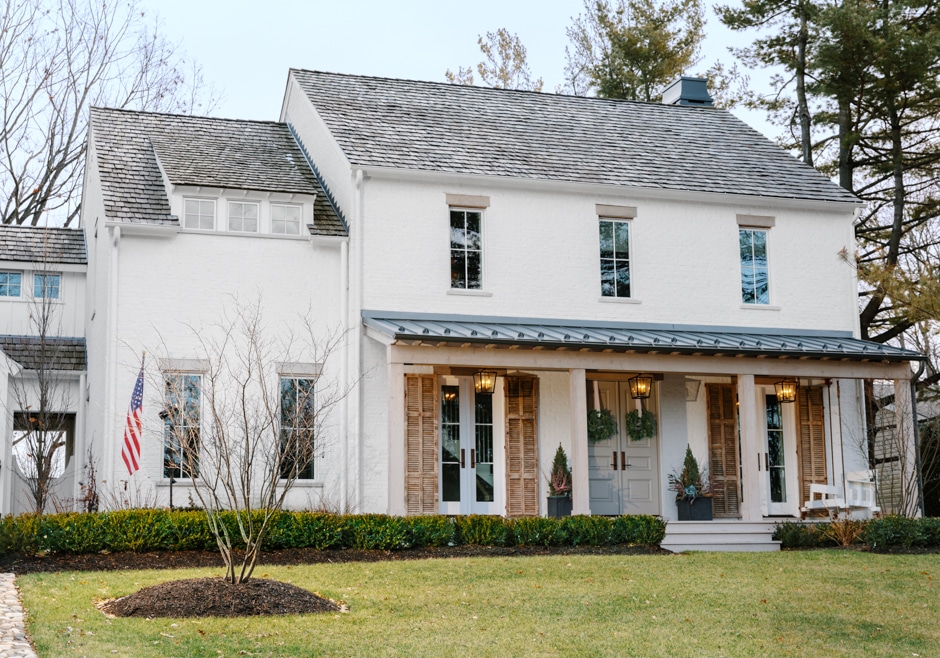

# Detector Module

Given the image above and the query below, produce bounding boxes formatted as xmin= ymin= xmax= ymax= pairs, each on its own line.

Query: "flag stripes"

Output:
xmin=122 ymin=362 xmax=145 ymax=475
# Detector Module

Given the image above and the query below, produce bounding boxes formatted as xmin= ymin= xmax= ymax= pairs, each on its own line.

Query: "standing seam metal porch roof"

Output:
xmin=363 ymin=315 xmax=923 ymax=362
xmin=293 ymin=69 xmax=858 ymax=204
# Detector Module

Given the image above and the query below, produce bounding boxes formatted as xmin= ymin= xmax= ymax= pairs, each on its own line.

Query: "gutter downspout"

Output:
xmin=106 ymin=226 xmax=121 ymax=492
xmin=339 ymin=237 xmax=349 ymax=512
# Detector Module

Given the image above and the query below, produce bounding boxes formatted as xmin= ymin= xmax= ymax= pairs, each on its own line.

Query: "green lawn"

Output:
xmin=17 ymin=550 xmax=940 ymax=657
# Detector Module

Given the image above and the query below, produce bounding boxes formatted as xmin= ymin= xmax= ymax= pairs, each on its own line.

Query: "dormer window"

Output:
xmin=184 ymin=199 xmax=215 ymax=230
xmin=34 ymin=273 xmax=61 ymax=299
xmin=271 ymin=204 xmax=301 ymax=235
xmin=228 ymin=201 xmax=259 ymax=233
xmin=0 ymin=271 xmax=22 ymax=297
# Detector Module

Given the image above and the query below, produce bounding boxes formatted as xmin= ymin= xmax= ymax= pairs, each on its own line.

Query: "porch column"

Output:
xmin=387 ymin=357 xmax=406 ymax=516
xmin=893 ymin=378 xmax=921 ymax=517
xmin=736 ymin=374 xmax=763 ymax=521
xmin=569 ymin=368 xmax=590 ymax=515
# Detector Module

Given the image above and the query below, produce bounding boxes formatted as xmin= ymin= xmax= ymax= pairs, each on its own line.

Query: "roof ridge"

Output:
xmin=89 ymin=105 xmax=285 ymax=127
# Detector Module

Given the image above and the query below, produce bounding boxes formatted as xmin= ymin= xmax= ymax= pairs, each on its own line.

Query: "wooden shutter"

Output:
xmin=505 ymin=376 xmax=539 ymax=517
xmin=797 ymin=386 xmax=827 ymax=505
xmin=707 ymin=383 xmax=741 ymax=518
xmin=404 ymin=374 xmax=438 ymax=515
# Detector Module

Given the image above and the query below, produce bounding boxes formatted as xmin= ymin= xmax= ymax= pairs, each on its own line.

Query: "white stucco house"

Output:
xmin=5 ymin=71 xmax=925 ymax=549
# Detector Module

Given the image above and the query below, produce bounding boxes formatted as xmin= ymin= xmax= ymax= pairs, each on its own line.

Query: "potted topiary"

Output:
xmin=546 ymin=444 xmax=572 ymax=518
xmin=668 ymin=445 xmax=712 ymax=521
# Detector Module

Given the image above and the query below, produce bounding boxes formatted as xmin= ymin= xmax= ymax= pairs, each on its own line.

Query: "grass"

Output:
xmin=17 ymin=550 xmax=940 ymax=657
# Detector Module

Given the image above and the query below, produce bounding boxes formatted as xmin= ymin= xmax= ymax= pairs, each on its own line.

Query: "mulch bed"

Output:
xmin=97 ymin=577 xmax=342 ymax=618
xmin=0 ymin=543 xmax=663 ymax=575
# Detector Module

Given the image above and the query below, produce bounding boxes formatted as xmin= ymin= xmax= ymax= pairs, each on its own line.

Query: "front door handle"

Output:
xmin=621 ymin=452 xmax=627 ymax=470
xmin=470 ymin=449 xmax=476 ymax=468
xmin=612 ymin=452 xmax=618 ymax=470
xmin=461 ymin=448 xmax=465 ymax=468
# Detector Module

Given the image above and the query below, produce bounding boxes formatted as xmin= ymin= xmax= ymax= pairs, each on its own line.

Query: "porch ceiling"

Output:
xmin=362 ymin=313 xmax=923 ymax=363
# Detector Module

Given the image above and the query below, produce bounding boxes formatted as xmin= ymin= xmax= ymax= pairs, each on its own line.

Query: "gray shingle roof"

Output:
xmin=89 ymin=107 xmax=346 ymax=236
xmin=0 ymin=336 xmax=87 ymax=371
xmin=0 ymin=226 xmax=87 ymax=264
xmin=362 ymin=314 xmax=923 ymax=363
xmin=292 ymin=70 xmax=857 ymax=204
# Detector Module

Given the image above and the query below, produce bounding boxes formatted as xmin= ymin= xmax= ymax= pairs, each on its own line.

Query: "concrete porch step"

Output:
xmin=661 ymin=520 xmax=781 ymax=553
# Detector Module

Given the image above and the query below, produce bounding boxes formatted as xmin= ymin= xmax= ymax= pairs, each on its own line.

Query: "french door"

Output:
xmin=588 ymin=381 xmax=660 ymax=516
xmin=757 ymin=389 xmax=799 ymax=516
xmin=439 ymin=377 xmax=503 ymax=515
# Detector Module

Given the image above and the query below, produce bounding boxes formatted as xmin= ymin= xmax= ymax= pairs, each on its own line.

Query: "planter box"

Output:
xmin=676 ymin=497 xmax=713 ymax=521
xmin=547 ymin=496 xmax=572 ymax=519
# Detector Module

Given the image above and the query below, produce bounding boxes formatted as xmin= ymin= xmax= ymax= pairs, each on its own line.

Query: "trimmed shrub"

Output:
xmin=343 ymin=514 xmax=409 ymax=550
xmin=512 ymin=517 xmax=565 ymax=546
xmin=405 ymin=515 xmax=456 ymax=548
xmin=774 ymin=521 xmax=826 ymax=549
xmin=561 ymin=515 xmax=613 ymax=546
xmin=456 ymin=515 xmax=512 ymax=546
xmin=863 ymin=515 xmax=926 ymax=549
xmin=613 ymin=515 xmax=666 ymax=546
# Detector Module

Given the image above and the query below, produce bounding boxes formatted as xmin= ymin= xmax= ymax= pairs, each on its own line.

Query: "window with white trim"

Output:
xmin=271 ymin=204 xmax=302 ymax=235
xmin=740 ymin=228 xmax=769 ymax=304
xmin=279 ymin=376 xmax=315 ymax=480
xmin=163 ymin=372 xmax=201 ymax=478
xmin=183 ymin=199 xmax=215 ymax=230
xmin=34 ymin=273 xmax=60 ymax=299
xmin=0 ymin=271 xmax=22 ymax=297
xmin=450 ymin=209 xmax=483 ymax=289
xmin=228 ymin=201 xmax=259 ymax=233
xmin=599 ymin=219 xmax=630 ymax=298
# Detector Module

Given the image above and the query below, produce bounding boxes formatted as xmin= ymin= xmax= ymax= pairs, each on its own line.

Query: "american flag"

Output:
xmin=122 ymin=362 xmax=145 ymax=475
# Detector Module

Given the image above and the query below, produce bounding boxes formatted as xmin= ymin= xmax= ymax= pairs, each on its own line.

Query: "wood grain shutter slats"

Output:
xmin=707 ymin=383 xmax=741 ymax=518
xmin=505 ymin=376 xmax=539 ymax=517
xmin=797 ymin=386 xmax=827 ymax=505
xmin=405 ymin=374 xmax=438 ymax=515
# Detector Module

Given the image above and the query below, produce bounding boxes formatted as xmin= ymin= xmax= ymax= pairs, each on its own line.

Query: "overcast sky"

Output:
xmin=142 ymin=0 xmax=776 ymax=138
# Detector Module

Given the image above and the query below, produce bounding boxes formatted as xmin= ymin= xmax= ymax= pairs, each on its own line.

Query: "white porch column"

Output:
xmin=569 ymin=368 xmax=591 ymax=515
xmin=893 ymin=378 xmax=921 ymax=517
xmin=736 ymin=374 xmax=763 ymax=521
xmin=387 ymin=355 xmax=406 ymax=516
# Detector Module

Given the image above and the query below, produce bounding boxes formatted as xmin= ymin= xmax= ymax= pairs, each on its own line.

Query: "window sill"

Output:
xmin=599 ymin=296 xmax=641 ymax=304
xmin=447 ymin=289 xmax=493 ymax=297
xmin=156 ymin=479 xmax=197 ymax=486
xmin=278 ymin=480 xmax=323 ymax=488
xmin=180 ymin=228 xmax=308 ymax=241
xmin=740 ymin=304 xmax=781 ymax=311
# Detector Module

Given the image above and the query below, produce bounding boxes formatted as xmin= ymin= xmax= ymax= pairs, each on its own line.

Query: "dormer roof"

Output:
xmin=88 ymin=107 xmax=346 ymax=236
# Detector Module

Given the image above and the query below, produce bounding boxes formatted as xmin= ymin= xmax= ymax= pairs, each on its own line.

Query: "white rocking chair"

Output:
xmin=845 ymin=470 xmax=880 ymax=518
xmin=802 ymin=484 xmax=846 ymax=514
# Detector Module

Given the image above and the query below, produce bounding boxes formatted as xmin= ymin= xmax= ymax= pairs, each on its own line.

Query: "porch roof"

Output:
xmin=362 ymin=312 xmax=924 ymax=363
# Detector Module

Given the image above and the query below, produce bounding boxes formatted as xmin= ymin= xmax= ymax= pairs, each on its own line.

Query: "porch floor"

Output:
xmin=661 ymin=520 xmax=781 ymax=553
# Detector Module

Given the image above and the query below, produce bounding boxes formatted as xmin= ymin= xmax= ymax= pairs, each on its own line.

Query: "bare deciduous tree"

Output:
xmin=0 ymin=0 xmax=216 ymax=227
xmin=157 ymin=299 xmax=348 ymax=584
xmin=446 ymin=28 xmax=544 ymax=92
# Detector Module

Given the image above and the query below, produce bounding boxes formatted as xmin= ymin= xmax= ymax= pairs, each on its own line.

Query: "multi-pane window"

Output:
xmin=34 ymin=273 xmax=60 ymax=299
xmin=183 ymin=199 xmax=215 ymax=230
xmin=440 ymin=385 xmax=460 ymax=502
xmin=272 ymin=204 xmax=302 ymax=235
xmin=228 ymin=202 xmax=259 ymax=233
xmin=280 ymin=377 xmax=315 ymax=480
xmin=599 ymin=219 xmax=630 ymax=298
xmin=163 ymin=373 xmax=201 ymax=478
xmin=0 ymin=271 xmax=22 ymax=297
xmin=450 ymin=209 xmax=482 ymax=289
xmin=740 ymin=229 xmax=769 ymax=304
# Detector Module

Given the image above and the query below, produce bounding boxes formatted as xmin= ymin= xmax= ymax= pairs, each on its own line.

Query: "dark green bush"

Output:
xmin=405 ymin=515 xmax=456 ymax=547
xmin=343 ymin=514 xmax=408 ymax=550
xmin=456 ymin=515 xmax=512 ymax=546
xmin=561 ymin=515 xmax=614 ymax=546
xmin=613 ymin=515 xmax=666 ymax=546
xmin=512 ymin=517 xmax=565 ymax=546
xmin=774 ymin=521 xmax=827 ymax=549
xmin=863 ymin=515 xmax=926 ymax=549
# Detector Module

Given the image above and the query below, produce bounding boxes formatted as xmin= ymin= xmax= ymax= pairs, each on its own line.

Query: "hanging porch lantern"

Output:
xmin=774 ymin=379 xmax=799 ymax=403
xmin=628 ymin=374 xmax=653 ymax=400
xmin=473 ymin=370 xmax=498 ymax=395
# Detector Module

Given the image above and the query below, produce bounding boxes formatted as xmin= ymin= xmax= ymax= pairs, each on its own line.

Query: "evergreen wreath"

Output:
xmin=625 ymin=408 xmax=656 ymax=441
xmin=587 ymin=408 xmax=618 ymax=443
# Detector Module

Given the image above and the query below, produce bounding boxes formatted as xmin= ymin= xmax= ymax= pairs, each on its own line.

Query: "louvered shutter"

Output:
xmin=707 ymin=383 xmax=741 ymax=518
xmin=505 ymin=376 xmax=539 ymax=517
xmin=797 ymin=386 xmax=827 ymax=505
xmin=404 ymin=374 xmax=438 ymax=515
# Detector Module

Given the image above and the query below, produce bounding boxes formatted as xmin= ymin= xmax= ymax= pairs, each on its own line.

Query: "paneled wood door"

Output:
xmin=588 ymin=381 xmax=660 ymax=516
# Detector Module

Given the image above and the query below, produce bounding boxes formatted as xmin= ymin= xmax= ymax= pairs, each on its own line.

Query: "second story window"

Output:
xmin=599 ymin=219 xmax=631 ymax=298
xmin=228 ymin=202 xmax=259 ymax=233
xmin=34 ymin=273 xmax=60 ymax=299
xmin=184 ymin=199 xmax=215 ymax=230
xmin=740 ymin=228 xmax=769 ymax=304
xmin=0 ymin=271 xmax=22 ymax=297
xmin=271 ymin=204 xmax=301 ymax=235
xmin=450 ymin=209 xmax=482 ymax=289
